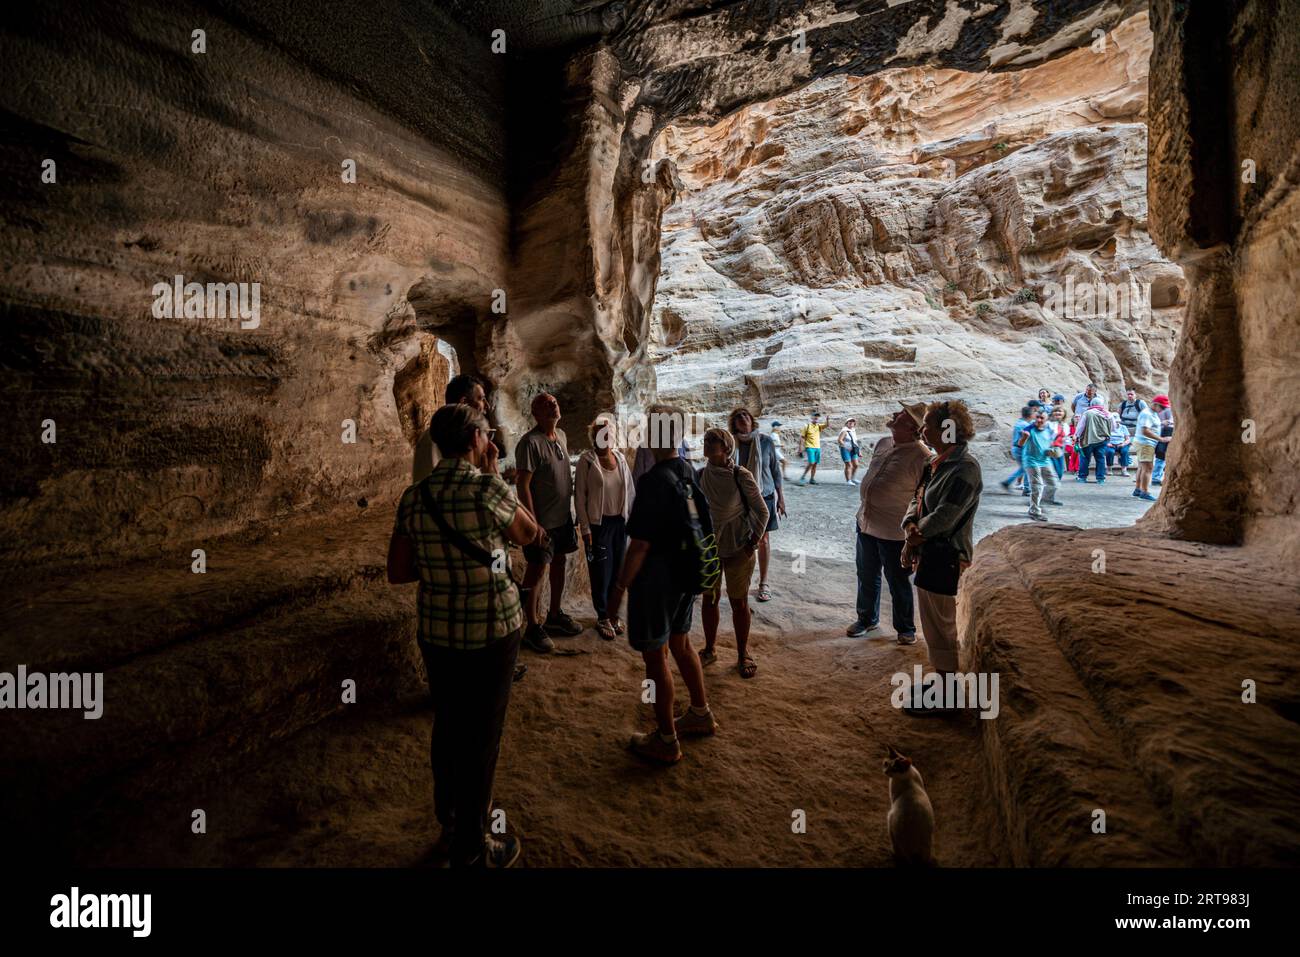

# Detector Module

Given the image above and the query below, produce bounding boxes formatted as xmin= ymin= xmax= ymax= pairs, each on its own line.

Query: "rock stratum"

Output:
xmin=648 ymin=14 xmax=1183 ymax=432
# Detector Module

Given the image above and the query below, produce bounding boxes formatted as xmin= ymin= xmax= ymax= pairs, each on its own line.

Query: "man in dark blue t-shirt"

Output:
xmin=606 ymin=405 xmax=716 ymax=765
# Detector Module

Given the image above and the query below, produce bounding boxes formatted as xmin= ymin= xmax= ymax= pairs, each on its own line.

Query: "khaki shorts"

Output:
xmin=1136 ymin=444 xmax=1156 ymax=464
xmin=706 ymin=551 xmax=757 ymax=602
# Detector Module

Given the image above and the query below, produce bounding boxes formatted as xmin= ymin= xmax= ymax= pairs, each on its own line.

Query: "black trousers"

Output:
xmin=588 ymin=515 xmax=628 ymax=619
xmin=855 ymin=531 xmax=916 ymax=635
xmin=420 ymin=628 xmax=521 ymax=863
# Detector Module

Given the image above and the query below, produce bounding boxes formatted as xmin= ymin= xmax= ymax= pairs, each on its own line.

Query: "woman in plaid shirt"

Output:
xmin=388 ymin=403 xmax=542 ymax=868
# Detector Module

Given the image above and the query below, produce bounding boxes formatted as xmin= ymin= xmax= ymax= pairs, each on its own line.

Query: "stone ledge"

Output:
xmin=962 ymin=524 xmax=1300 ymax=866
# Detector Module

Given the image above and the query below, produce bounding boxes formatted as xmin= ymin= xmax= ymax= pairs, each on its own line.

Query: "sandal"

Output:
xmin=595 ymin=618 xmax=616 ymax=640
xmin=612 ymin=617 xmax=625 ymax=635
xmin=738 ymin=654 xmax=758 ymax=679
xmin=756 ymin=582 xmax=772 ymax=602
xmin=699 ymin=648 xmax=717 ymax=666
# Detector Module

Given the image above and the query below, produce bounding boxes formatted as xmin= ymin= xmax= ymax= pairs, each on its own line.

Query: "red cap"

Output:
xmin=1153 ymin=394 xmax=1170 ymax=407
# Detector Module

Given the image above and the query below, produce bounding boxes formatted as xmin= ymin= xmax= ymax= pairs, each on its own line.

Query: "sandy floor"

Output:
xmin=133 ymin=549 xmax=1006 ymax=868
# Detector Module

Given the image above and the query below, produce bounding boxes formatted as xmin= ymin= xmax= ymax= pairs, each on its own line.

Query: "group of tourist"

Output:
xmin=384 ymin=371 xmax=993 ymax=868
xmin=386 ymin=370 xmax=1168 ymax=868
xmin=1000 ymin=383 xmax=1174 ymax=516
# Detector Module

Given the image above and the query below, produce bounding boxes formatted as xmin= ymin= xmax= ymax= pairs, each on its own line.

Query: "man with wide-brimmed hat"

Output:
xmin=846 ymin=401 xmax=932 ymax=643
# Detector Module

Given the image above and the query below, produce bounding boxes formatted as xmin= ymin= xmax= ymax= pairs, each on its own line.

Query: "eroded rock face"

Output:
xmin=647 ymin=13 xmax=1182 ymax=431
xmin=494 ymin=0 xmax=1148 ymax=444
xmin=0 ymin=1 xmax=507 ymax=566
xmin=0 ymin=0 xmax=1149 ymax=568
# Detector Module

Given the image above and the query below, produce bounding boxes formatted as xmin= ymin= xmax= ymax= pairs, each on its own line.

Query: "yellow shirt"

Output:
xmin=801 ymin=422 xmax=823 ymax=448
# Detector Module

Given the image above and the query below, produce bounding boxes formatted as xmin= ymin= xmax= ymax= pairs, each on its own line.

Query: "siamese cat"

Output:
xmin=884 ymin=744 xmax=935 ymax=866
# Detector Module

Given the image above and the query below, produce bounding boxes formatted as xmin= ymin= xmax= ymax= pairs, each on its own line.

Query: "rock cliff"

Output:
xmin=648 ymin=13 xmax=1182 ymax=432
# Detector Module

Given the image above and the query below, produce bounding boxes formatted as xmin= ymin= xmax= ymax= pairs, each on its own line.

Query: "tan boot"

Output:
xmin=629 ymin=730 xmax=682 ymax=764
xmin=675 ymin=706 xmax=718 ymax=737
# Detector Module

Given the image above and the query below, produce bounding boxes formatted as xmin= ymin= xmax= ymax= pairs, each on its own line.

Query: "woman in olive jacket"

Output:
xmin=901 ymin=400 xmax=983 ymax=712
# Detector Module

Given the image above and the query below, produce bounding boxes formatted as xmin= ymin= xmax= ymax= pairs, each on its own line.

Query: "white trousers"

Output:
xmin=916 ymin=586 xmax=960 ymax=672
xmin=1027 ymin=465 xmax=1059 ymax=517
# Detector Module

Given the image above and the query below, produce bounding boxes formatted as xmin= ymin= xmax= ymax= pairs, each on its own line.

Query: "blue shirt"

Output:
xmin=1011 ymin=418 xmax=1031 ymax=456
xmin=1021 ymin=423 xmax=1055 ymax=468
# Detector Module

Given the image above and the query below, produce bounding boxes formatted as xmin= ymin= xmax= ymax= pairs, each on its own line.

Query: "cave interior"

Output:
xmin=1 ymin=0 xmax=1298 ymax=867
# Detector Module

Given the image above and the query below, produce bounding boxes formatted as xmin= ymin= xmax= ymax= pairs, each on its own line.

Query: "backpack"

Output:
xmin=660 ymin=462 xmax=719 ymax=595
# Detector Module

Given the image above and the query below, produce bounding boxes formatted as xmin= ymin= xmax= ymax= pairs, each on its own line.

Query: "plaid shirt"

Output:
xmin=394 ymin=458 xmax=524 ymax=649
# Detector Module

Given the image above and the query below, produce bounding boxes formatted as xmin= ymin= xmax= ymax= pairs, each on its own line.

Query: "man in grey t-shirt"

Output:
xmin=515 ymin=392 xmax=582 ymax=652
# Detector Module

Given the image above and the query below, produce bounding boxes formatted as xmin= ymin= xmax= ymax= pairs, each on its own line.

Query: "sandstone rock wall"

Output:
xmin=1143 ymin=0 xmax=1300 ymax=552
xmin=647 ymin=13 xmax=1183 ymax=432
xmin=492 ymin=0 xmax=1145 ymax=447
xmin=0 ymin=0 xmax=508 ymax=567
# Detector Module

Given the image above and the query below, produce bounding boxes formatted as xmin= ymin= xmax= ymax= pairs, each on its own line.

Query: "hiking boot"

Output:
xmin=675 ymin=706 xmax=718 ymax=737
xmin=1029 ymin=512 xmax=1047 ymax=521
xmin=544 ymin=611 xmax=583 ymax=637
xmin=523 ymin=624 xmax=554 ymax=653
xmin=629 ymin=730 xmax=682 ymax=764
xmin=896 ymin=632 xmax=918 ymax=645
xmin=460 ymin=833 xmax=522 ymax=869
xmin=846 ymin=619 xmax=878 ymax=637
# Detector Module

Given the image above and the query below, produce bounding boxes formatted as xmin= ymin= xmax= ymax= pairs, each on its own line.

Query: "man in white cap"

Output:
xmin=846 ymin=401 xmax=932 ymax=643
